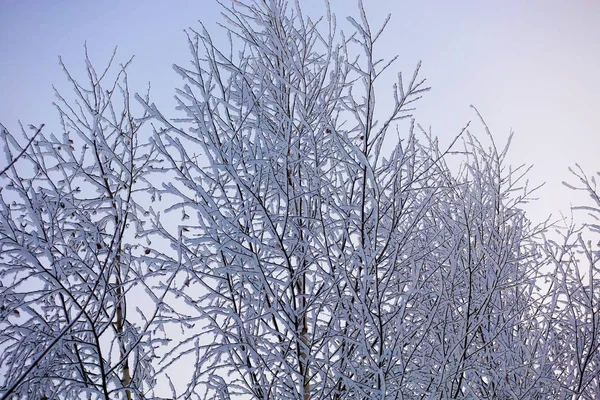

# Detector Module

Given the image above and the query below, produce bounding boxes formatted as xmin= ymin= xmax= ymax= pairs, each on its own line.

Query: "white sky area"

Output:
xmin=1 ymin=0 xmax=599 ymax=227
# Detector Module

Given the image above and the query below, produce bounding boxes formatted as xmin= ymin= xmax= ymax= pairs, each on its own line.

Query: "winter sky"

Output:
xmin=1 ymin=0 xmax=599 ymax=226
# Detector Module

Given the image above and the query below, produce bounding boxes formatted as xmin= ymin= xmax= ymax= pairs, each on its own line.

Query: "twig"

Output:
xmin=0 ymin=123 xmax=44 ymax=177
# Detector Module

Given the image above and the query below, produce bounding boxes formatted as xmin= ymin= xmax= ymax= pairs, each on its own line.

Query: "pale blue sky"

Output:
xmin=1 ymin=0 xmax=599 ymax=224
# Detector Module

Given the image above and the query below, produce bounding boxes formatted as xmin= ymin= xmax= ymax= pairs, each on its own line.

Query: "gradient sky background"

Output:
xmin=1 ymin=0 xmax=599 ymax=227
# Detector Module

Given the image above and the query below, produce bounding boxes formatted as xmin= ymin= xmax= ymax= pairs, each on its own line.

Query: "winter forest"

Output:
xmin=0 ymin=1 xmax=599 ymax=399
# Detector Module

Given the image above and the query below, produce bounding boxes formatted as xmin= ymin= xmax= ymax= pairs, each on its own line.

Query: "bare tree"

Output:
xmin=542 ymin=167 xmax=600 ymax=400
xmin=0 ymin=48 xmax=166 ymax=400
xmin=2 ymin=1 xmax=598 ymax=400
xmin=140 ymin=1 xmax=554 ymax=399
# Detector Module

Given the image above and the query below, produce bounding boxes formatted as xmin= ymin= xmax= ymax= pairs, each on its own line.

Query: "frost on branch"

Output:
xmin=140 ymin=1 xmax=558 ymax=399
xmin=0 ymin=47 xmax=166 ymax=400
xmin=2 ymin=1 xmax=599 ymax=399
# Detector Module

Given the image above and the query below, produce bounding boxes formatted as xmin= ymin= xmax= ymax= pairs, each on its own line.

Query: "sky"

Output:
xmin=1 ymin=0 xmax=599 ymax=226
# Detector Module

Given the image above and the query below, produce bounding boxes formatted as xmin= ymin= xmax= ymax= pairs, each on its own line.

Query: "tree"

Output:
xmin=1 ymin=1 xmax=598 ymax=399
xmin=139 ymin=1 xmax=550 ymax=399
xmin=0 ymin=48 xmax=167 ymax=400
xmin=542 ymin=166 xmax=600 ymax=399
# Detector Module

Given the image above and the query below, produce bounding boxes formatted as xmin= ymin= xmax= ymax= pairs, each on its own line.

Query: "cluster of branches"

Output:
xmin=1 ymin=1 xmax=598 ymax=399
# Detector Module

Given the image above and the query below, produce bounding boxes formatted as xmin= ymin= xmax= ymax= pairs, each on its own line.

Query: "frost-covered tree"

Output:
xmin=541 ymin=167 xmax=600 ymax=399
xmin=0 ymin=49 xmax=167 ymax=400
xmin=1 ymin=1 xmax=599 ymax=400
xmin=139 ymin=1 xmax=555 ymax=399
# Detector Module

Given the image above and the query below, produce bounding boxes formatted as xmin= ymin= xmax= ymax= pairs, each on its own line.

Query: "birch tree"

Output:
xmin=0 ymin=49 xmax=165 ymax=400
xmin=2 ymin=1 xmax=599 ymax=399
xmin=543 ymin=167 xmax=600 ymax=399
xmin=141 ymin=1 xmax=552 ymax=398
